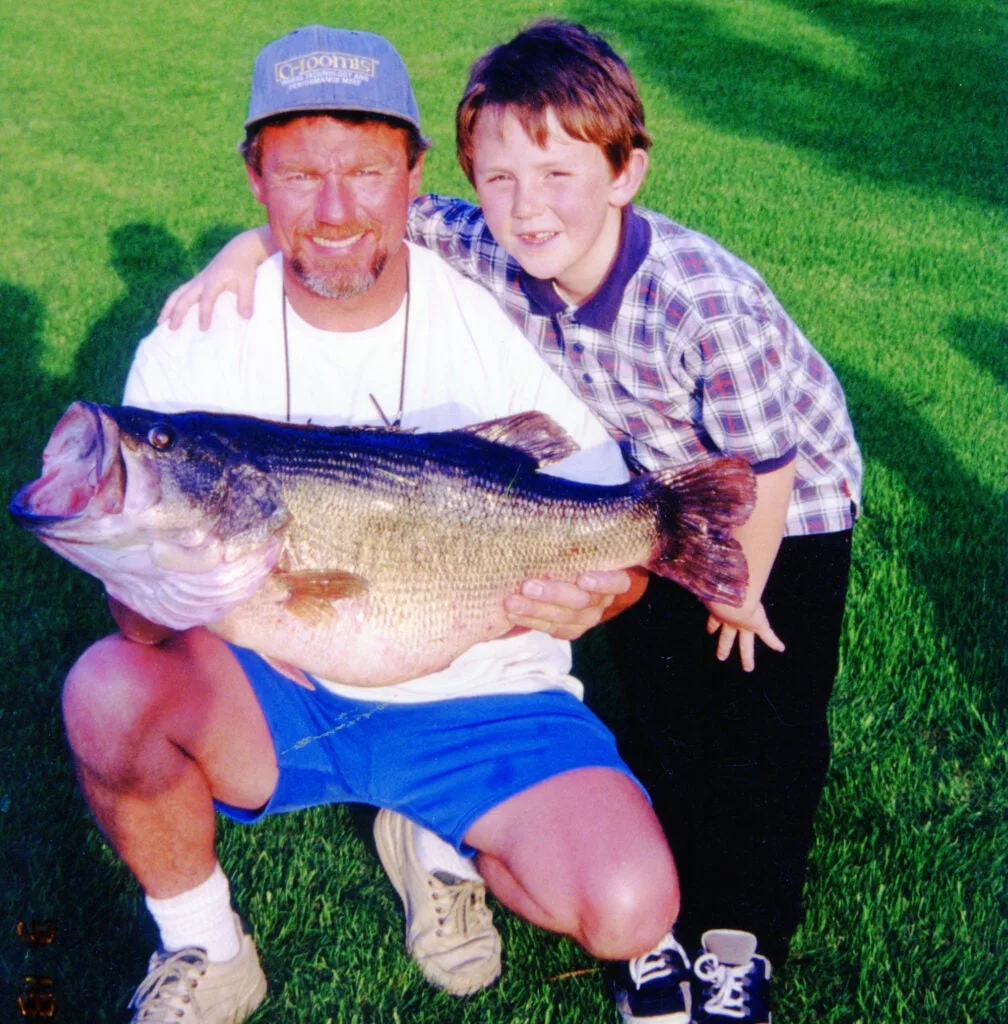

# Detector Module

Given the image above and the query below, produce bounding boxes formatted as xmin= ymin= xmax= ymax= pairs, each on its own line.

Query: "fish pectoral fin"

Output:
xmin=275 ymin=569 xmax=369 ymax=603
xmin=457 ymin=411 xmax=580 ymax=466
xmin=275 ymin=569 xmax=369 ymax=625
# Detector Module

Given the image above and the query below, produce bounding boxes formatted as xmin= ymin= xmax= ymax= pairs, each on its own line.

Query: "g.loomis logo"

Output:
xmin=274 ymin=51 xmax=379 ymax=90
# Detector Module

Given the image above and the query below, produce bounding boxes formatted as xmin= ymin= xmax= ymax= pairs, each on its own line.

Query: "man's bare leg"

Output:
xmin=62 ymin=628 xmax=276 ymax=1021
xmin=464 ymin=767 xmax=679 ymax=960
xmin=61 ymin=627 xmax=277 ymax=898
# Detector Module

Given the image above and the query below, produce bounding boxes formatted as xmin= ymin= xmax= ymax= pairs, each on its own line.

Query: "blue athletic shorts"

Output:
xmin=216 ymin=645 xmax=642 ymax=853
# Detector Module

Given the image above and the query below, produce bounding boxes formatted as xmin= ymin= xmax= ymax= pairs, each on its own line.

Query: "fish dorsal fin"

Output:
xmin=275 ymin=568 xmax=369 ymax=623
xmin=457 ymin=412 xmax=580 ymax=467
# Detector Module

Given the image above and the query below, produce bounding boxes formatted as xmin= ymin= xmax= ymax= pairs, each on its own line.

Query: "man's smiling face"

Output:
xmin=248 ymin=115 xmax=423 ymax=302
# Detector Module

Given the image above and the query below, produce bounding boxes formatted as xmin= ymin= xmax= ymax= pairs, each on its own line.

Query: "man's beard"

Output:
xmin=290 ymin=248 xmax=389 ymax=300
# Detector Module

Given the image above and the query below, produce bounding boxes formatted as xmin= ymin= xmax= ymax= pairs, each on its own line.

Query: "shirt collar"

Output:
xmin=518 ymin=206 xmax=651 ymax=331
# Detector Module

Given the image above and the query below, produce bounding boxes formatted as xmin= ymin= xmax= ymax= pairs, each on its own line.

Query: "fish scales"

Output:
xmin=253 ymin=435 xmax=655 ymax=670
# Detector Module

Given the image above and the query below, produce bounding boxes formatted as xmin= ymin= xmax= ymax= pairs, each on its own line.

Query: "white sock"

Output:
xmin=145 ymin=863 xmax=241 ymax=962
xmin=412 ymin=823 xmax=483 ymax=883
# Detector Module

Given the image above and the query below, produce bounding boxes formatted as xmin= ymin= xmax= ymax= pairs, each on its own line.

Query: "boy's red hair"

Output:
xmin=456 ymin=19 xmax=651 ymax=185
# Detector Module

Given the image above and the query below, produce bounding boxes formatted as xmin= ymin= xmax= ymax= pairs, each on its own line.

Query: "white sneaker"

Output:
xmin=694 ymin=930 xmax=772 ymax=1023
xmin=128 ymin=917 xmax=267 ymax=1023
xmin=373 ymin=808 xmax=502 ymax=995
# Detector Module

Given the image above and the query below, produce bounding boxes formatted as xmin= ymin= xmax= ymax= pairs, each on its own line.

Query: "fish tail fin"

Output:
xmin=636 ymin=457 xmax=757 ymax=607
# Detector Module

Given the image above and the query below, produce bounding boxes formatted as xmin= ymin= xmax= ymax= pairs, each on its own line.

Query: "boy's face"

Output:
xmin=471 ymin=106 xmax=643 ymax=303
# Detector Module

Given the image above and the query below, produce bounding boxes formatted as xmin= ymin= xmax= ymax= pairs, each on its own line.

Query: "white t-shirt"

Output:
xmin=124 ymin=245 xmax=628 ymax=702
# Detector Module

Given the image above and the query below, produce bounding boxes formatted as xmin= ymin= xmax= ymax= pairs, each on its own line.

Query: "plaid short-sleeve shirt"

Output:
xmin=408 ymin=195 xmax=862 ymax=537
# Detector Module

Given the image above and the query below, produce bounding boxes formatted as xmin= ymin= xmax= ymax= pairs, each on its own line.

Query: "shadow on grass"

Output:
xmin=82 ymin=221 xmax=249 ymax=403
xmin=945 ymin=316 xmax=1008 ymax=389
xmin=835 ymin=356 xmax=1007 ymax=710
xmin=0 ymin=221 xmax=246 ymax=1018
xmin=571 ymin=0 xmax=1005 ymax=207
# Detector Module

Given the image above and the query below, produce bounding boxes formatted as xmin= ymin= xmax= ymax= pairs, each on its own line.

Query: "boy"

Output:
xmin=163 ymin=19 xmax=861 ymax=1024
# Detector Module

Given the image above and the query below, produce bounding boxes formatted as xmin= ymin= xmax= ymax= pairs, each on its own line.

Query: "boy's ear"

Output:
xmin=609 ymin=148 xmax=649 ymax=208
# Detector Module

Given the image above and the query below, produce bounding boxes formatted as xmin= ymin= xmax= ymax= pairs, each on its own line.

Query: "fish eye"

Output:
xmin=147 ymin=424 xmax=175 ymax=450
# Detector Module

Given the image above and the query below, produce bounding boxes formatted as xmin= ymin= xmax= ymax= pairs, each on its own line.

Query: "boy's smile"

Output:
xmin=471 ymin=107 xmax=644 ymax=305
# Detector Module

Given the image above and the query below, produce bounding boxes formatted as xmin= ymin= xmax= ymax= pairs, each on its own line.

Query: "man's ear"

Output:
xmin=609 ymin=148 xmax=649 ymax=208
xmin=407 ymin=151 xmax=426 ymax=201
xmin=246 ymin=163 xmax=267 ymax=206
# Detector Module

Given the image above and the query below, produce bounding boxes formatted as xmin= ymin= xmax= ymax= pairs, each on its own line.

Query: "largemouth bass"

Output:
xmin=11 ymin=402 xmax=756 ymax=686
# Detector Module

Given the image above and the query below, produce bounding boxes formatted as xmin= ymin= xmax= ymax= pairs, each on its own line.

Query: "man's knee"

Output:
xmin=579 ymin=844 xmax=680 ymax=960
xmin=62 ymin=634 xmax=170 ymax=777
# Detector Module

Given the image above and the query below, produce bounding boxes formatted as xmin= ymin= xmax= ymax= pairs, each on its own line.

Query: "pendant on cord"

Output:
xmin=369 ymin=394 xmax=403 ymax=430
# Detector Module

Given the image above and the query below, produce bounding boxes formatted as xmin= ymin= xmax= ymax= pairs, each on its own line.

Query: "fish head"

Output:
xmin=11 ymin=402 xmax=136 ymax=542
xmin=11 ymin=402 xmax=290 ymax=575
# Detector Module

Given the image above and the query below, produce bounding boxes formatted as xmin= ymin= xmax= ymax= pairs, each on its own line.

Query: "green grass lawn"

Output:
xmin=1 ymin=1 xmax=1005 ymax=1021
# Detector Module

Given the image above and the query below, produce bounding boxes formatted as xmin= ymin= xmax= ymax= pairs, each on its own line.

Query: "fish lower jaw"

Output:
xmin=37 ymin=534 xmax=282 ymax=632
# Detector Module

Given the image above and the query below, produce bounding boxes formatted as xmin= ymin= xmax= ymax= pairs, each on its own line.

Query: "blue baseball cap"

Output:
xmin=245 ymin=26 xmax=421 ymax=133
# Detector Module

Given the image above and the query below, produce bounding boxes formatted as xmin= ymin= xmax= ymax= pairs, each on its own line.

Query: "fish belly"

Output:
xmin=211 ymin=584 xmax=513 ymax=686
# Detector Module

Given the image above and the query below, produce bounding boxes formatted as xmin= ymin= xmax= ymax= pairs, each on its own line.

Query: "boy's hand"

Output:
xmin=504 ymin=568 xmax=645 ymax=640
xmin=702 ymin=459 xmax=793 ymax=671
xmin=157 ymin=226 xmax=273 ymax=331
xmin=158 ymin=273 xmax=252 ymax=333
xmin=704 ymin=599 xmax=785 ymax=672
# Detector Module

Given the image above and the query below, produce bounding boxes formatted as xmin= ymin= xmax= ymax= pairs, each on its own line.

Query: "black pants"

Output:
xmin=603 ymin=529 xmax=853 ymax=967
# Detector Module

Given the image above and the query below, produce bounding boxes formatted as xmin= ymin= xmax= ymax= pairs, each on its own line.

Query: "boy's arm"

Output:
xmin=704 ymin=458 xmax=793 ymax=671
xmin=159 ymin=226 xmax=276 ymax=330
xmin=686 ymin=292 xmax=802 ymax=668
xmin=408 ymin=195 xmax=515 ymax=297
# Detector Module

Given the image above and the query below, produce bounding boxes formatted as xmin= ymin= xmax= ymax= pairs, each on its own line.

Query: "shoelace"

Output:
xmin=128 ymin=948 xmax=208 ymax=1021
xmin=694 ymin=952 xmax=752 ymax=1019
xmin=628 ymin=935 xmax=687 ymax=988
xmin=429 ymin=876 xmax=491 ymax=939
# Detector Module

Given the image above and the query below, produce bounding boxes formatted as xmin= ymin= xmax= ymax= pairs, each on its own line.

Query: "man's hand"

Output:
xmin=704 ymin=599 xmax=785 ymax=673
xmin=107 ymin=596 xmax=178 ymax=645
xmin=503 ymin=568 xmax=647 ymax=641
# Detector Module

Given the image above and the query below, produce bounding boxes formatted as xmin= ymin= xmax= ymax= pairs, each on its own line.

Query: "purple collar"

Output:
xmin=518 ymin=206 xmax=651 ymax=331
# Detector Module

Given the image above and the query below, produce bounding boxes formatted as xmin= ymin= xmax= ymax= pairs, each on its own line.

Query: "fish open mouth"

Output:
xmin=9 ymin=401 xmax=125 ymax=532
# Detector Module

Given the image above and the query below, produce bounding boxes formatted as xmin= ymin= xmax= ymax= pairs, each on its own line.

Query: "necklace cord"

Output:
xmin=369 ymin=252 xmax=410 ymax=429
xmin=282 ymin=256 xmax=409 ymax=430
xmin=282 ymin=288 xmax=292 ymax=423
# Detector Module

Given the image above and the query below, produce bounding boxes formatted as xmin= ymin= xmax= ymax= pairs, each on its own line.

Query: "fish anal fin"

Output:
xmin=457 ymin=412 xmax=580 ymax=466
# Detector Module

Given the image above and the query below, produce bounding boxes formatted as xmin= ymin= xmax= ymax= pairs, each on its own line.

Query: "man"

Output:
xmin=62 ymin=26 xmax=681 ymax=1023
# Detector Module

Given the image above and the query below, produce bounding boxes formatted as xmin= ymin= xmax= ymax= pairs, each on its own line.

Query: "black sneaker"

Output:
xmin=612 ymin=930 xmax=693 ymax=1023
xmin=692 ymin=930 xmax=771 ymax=1023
